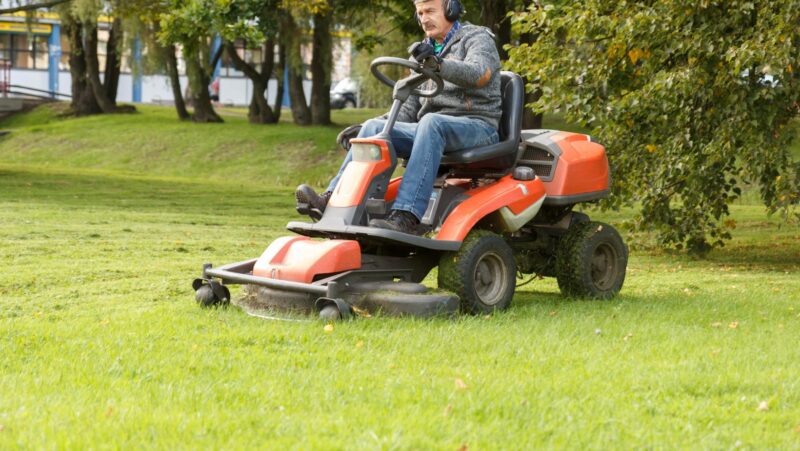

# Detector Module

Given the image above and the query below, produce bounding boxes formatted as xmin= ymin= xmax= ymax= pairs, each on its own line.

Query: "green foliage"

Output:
xmin=506 ymin=0 xmax=800 ymax=254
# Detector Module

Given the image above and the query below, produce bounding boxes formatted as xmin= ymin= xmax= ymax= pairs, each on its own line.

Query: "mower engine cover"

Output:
xmin=252 ymin=236 xmax=361 ymax=283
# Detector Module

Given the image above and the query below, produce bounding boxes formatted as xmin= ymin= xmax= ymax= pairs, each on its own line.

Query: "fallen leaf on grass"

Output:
xmin=757 ymin=401 xmax=769 ymax=412
xmin=711 ymin=322 xmax=722 ymax=328
xmin=323 ymin=324 xmax=334 ymax=333
xmin=455 ymin=378 xmax=468 ymax=390
xmin=443 ymin=404 xmax=453 ymax=417
xmin=623 ymin=332 xmax=633 ymax=341
xmin=355 ymin=340 xmax=364 ymax=349
xmin=549 ymin=311 xmax=557 ymax=317
xmin=105 ymin=406 xmax=114 ymax=418
xmin=457 ymin=444 xmax=468 ymax=451
xmin=729 ymin=322 xmax=739 ymax=329
xmin=794 ymin=424 xmax=800 ymax=434
xmin=0 ymin=424 xmax=4 ymax=432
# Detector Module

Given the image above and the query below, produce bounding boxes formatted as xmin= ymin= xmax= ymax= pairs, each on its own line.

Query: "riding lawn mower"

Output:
xmin=193 ymin=56 xmax=628 ymax=320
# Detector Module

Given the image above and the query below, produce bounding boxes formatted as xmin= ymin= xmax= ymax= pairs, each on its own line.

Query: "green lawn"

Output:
xmin=1 ymin=104 xmax=799 ymax=448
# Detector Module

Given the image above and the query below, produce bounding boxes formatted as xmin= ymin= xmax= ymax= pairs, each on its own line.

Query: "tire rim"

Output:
xmin=591 ymin=242 xmax=618 ymax=290
xmin=473 ymin=251 xmax=508 ymax=305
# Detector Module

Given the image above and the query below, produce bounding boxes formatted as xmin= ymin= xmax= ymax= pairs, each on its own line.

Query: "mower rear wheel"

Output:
xmin=438 ymin=230 xmax=516 ymax=314
xmin=555 ymin=221 xmax=627 ymax=299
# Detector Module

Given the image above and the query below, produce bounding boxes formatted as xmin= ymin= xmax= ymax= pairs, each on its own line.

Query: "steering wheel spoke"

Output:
xmin=370 ymin=56 xmax=443 ymax=99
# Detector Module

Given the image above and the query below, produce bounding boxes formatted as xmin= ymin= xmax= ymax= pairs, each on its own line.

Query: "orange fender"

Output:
xmin=436 ymin=175 xmax=546 ymax=242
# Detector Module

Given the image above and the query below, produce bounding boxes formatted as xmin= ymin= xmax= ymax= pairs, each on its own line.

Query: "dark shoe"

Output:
xmin=295 ymin=184 xmax=331 ymax=212
xmin=368 ymin=209 xmax=421 ymax=235
xmin=295 ymin=185 xmax=331 ymax=220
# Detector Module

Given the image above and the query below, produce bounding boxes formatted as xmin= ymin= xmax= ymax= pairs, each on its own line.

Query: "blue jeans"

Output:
xmin=327 ymin=113 xmax=499 ymax=220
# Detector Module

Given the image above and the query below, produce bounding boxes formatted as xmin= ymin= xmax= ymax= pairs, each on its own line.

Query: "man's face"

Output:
xmin=416 ymin=0 xmax=452 ymax=43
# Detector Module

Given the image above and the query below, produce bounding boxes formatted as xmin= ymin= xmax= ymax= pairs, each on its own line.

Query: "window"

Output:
xmin=0 ymin=33 xmax=49 ymax=70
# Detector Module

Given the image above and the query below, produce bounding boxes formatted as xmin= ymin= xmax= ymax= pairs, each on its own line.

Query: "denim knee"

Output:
xmin=359 ymin=119 xmax=385 ymax=138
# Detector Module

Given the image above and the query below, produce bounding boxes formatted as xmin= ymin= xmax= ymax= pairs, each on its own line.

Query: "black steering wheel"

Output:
xmin=370 ymin=56 xmax=444 ymax=98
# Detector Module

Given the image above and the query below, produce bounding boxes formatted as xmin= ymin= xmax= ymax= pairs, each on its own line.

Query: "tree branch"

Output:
xmin=0 ymin=0 xmax=71 ymax=14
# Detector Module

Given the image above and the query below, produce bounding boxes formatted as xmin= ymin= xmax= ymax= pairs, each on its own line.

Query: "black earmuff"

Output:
xmin=414 ymin=0 xmax=463 ymax=26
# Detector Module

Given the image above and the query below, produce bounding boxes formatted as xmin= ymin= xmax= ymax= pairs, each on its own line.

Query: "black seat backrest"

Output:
xmin=440 ymin=71 xmax=524 ymax=173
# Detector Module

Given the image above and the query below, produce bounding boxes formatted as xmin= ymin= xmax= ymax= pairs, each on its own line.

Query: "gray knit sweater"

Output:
xmin=389 ymin=24 xmax=503 ymax=130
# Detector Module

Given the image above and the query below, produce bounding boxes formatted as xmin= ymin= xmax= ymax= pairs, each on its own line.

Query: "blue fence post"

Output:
xmin=132 ymin=37 xmax=142 ymax=103
xmin=48 ymin=24 xmax=61 ymax=98
xmin=211 ymin=36 xmax=222 ymax=78
xmin=282 ymin=65 xmax=290 ymax=107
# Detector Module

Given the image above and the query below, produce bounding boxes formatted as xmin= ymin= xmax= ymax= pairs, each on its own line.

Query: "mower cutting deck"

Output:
xmin=193 ymin=57 xmax=628 ymax=320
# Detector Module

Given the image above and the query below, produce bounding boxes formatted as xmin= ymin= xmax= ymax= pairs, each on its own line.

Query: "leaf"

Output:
xmin=323 ymin=324 xmax=334 ymax=333
xmin=443 ymin=404 xmax=453 ymax=417
xmin=728 ymin=321 xmax=739 ymax=329
xmin=757 ymin=401 xmax=769 ymax=412
xmin=454 ymin=378 xmax=468 ymax=390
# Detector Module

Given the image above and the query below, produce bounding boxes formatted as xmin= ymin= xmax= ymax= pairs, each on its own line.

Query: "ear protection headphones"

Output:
xmin=414 ymin=0 xmax=464 ymax=26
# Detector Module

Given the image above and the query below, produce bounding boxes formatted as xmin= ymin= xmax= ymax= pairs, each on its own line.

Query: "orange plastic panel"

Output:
xmin=543 ymin=132 xmax=609 ymax=197
xmin=328 ymin=139 xmax=392 ymax=208
xmin=253 ymin=236 xmax=361 ymax=283
xmin=384 ymin=177 xmax=402 ymax=202
xmin=436 ymin=175 xmax=546 ymax=242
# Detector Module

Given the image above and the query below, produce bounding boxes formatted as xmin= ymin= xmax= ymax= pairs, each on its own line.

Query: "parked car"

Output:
xmin=330 ymin=77 xmax=358 ymax=109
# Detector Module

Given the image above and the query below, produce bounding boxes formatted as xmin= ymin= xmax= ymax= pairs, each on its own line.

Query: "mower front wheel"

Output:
xmin=438 ymin=230 xmax=516 ymax=314
xmin=555 ymin=221 xmax=627 ymax=299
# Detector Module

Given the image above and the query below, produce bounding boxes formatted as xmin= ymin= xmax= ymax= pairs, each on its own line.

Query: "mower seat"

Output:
xmin=439 ymin=71 xmax=524 ymax=176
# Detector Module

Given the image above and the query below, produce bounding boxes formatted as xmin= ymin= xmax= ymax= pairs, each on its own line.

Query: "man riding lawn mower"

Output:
xmin=192 ymin=0 xmax=628 ymax=320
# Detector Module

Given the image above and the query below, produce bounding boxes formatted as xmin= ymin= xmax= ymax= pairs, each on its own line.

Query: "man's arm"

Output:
xmin=438 ymin=30 xmax=501 ymax=89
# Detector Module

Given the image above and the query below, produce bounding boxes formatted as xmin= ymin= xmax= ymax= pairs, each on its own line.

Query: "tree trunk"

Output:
xmin=83 ymin=22 xmax=117 ymax=113
xmin=310 ymin=7 xmax=332 ymax=125
xmin=185 ymin=43 xmax=222 ymax=123
xmin=65 ymin=20 xmax=100 ymax=115
xmin=272 ymin=43 xmax=285 ymax=123
xmin=225 ymin=41 xmax=275 ymax=124
xmin=103 ymin=17 xmax=122 ymax=103
xmin=480 ymin=0 xmax=511 ymax=60
xmin=164 ymin=43 xmax=190 ymax=120
xmin=520 ymin=0 xmax=542 ymax=129
xmin=282 ymin=13 xmax=311 ymax=126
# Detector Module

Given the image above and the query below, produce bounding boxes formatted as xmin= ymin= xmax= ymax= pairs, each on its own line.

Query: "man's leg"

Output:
xmin=296 ymin=119 xmax=416 ymax=212
xmin=388 ymin=113 xmax=499 ymax=222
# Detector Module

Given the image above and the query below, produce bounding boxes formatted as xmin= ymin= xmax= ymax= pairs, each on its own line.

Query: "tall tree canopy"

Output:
xmin=507 ymin=0 xmax=800 ymax=253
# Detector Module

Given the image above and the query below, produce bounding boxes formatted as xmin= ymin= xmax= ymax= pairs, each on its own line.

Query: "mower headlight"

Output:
xmin=351 ymin=143 xmax=383 ymax=162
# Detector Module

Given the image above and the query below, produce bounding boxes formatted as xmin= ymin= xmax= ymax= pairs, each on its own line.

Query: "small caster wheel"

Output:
xmin=195 ymin=285 xmax=218 ymax=307
xmin=319 ymin=305 xmax=342 ymax=321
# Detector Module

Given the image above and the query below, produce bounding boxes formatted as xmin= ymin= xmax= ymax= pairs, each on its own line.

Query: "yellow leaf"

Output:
xmin=628 ymin=49 xmax=640 ymax=65
xmin=757 ymin=401 xmax=769 ymax=412
xmin=324 ymin=324 xmax=334 ymax=333
xmin=455 ymin=378 xmax=468 ymax=390
xmin=711 ymin=322 xmax=722 ymax=328
xmin=728 ymin=321 xmax=739 ymax=329
xmin=645 ymin=144 xmax=657 ymax=153
xmin=355 ymin=340 xmax=364 ymax=349
xmin=443 ymin=404 xmax=453 ymax=417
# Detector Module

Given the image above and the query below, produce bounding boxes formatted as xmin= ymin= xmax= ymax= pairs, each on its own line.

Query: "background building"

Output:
xmin=0 ymin=6 xmax=352 ymax=107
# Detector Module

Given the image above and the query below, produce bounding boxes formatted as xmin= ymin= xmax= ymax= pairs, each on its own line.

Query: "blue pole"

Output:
xmin=211 ymin=35 xmax=222 ymax=79
xmin=48 ymin=24 xmax=61 ymax=98
xmin=282 ymin=65 xmax=290 ymax=107
xmin=132 ymin=37 xmax=142 ymax=102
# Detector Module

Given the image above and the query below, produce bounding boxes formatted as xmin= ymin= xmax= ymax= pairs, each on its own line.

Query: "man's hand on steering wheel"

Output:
xmin=408 ymin=42 xmax=442 ymax=72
